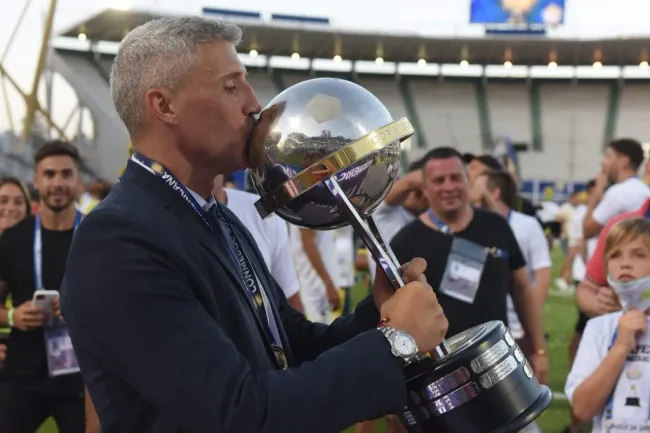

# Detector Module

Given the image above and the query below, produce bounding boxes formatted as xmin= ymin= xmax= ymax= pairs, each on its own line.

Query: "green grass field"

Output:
xmin=38 ymin=246 xmax=580 ymax=433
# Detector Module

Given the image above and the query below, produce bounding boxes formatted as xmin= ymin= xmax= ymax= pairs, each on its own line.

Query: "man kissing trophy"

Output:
xmin=248 ymin=78 xmax=552 ymax=433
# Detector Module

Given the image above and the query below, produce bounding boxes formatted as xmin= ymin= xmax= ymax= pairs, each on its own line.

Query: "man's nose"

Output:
xmin=52 ymin=175 xmax=65 ymax=187
xmin=440 ymin=178 xmax=455 ymax=190
xmin=244 ymin=83 xmax=262 ymax=116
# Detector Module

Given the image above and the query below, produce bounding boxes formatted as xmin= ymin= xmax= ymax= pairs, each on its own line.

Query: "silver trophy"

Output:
xmin=249 ymin=78 xmax=552 ymax=433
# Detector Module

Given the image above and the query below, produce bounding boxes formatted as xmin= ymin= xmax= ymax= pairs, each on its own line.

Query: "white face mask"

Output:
xmin=607 ymin=275 xmax=650 ymax=310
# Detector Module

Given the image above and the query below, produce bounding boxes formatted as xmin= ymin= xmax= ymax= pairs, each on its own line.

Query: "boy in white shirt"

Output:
xmin=566 ymin=217 xmax=650 ymax=432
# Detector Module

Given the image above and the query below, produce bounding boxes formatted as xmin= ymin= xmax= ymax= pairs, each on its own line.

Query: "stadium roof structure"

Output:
xmin=58 ymin=8 xmax=650 ymax=67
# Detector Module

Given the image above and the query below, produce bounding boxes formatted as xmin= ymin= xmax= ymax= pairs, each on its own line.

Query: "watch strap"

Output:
xmin=377 ymin=326 xmax=416 ymax=364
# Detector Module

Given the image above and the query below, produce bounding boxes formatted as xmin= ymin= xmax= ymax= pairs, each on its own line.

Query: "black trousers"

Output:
xmin=0 ymin=381 xmax=84 ymax=433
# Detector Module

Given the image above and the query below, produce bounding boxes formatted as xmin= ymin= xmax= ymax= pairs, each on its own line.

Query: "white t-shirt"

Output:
xmin=566 ymin=312 xmax=650 ymax=433
xmin=536 ymin=201 xmax=560 ymax=223
xmin=593 ymin=177 xmax=650 ymax=226
xmin=567 ymin=204 xmax=598 ymax=282
xmin=368 ymin=202 xmax=417 ymax=281
xmin=225 ymin=188 xmax=300 ymax=299
xmin=333 ymin=226 xmax=355 ymax=288
xmin=505 ymin=211 xmax=552 ymax=339
xmin=289 ymin=225 xmax=340 ymax=303
xmin=557 ymin=201 xmax=575 ymax=237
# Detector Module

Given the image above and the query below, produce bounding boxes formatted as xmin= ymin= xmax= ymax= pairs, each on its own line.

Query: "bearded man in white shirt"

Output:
xmin=583 ymin=138 xmax=650 ymax=239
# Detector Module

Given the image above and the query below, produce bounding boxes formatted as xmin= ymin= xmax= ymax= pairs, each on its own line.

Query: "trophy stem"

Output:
xmin=324 ymin=177 xmax=404 ymax=289
xmin=324 ymin=177 xmax=451 ymax=360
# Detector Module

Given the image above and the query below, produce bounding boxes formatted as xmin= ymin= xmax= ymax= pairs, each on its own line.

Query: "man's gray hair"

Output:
xmin=110 ymin=16 xmax=242 ymax=137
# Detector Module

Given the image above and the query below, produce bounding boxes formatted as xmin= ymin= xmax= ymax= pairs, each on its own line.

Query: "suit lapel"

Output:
xmin=120 ymin=161 xmax=248 ymax=299
xmin=121 ymin=161 xmax=292 ymax=365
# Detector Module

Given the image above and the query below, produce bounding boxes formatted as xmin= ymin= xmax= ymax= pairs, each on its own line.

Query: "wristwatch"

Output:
xmin=377 ymin=326 xmax=418 ymax=365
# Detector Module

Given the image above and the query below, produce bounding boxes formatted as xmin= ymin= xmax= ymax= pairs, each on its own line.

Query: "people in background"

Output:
xmin=555 ymin=191 xmax=580 ymax=291
xmin=566 ymin=217 xmax=650 ymax=432
xmin=583 ymin=138 xmax=650 ymax=239
xmin=473 ymin=169 xmax=551 ymax=433
xmin=0 ymin=177 xmax=31 ymax=236
xmin=464 ymin=153 xmax=538 ymax=218
xmin=213 ymin=175 xmax=304 ymax=312
xmin=0 ymin=140 xmax=86 ymax=433
xmin=642 ymin=158 xmax=650 ymax=186
xmin=536 ymin=186 xmax=561 ymax=241
xmin=78 ymin=180 xmax=112 ymax=215
xmin=566 ymin=181 xmax=598 ymax=362
xmin=0 ymin=177 xmax=32 ymax=368
xmin=289 ymin=225 xmax=341 ymax=324
xmin=332 ymin=226 xmax=355 ymax=318
xmin=390 ymin=146 xmax=548 ymax=383
xmin=476 ymin=171 xmax=552 ymax=346
xmin=367 ymin=157 xmax=428 ymax=282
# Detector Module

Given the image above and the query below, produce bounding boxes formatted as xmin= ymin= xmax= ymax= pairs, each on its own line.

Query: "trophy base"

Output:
xmin=491 ymin=385 xmax=552 ymax=433
xmin=398 ymin=322 xmax=552 ymax=433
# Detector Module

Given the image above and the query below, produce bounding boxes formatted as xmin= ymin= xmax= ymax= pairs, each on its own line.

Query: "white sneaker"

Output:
xmin=555 ymin=278 xmax=569 ymax=291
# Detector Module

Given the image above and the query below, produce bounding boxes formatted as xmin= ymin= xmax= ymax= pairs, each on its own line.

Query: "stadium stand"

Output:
xmin=408 ymin=78 xmax=483 ymax=156
xmin=18 ymin=7 xmax=647 ymax=195
xmin=616 ymin=82 xmax=650 ymax=140
xmin=47 ymin=48 xmax=128 ymax=181
xmin=487 ymin=82 xmax=532 ymax=150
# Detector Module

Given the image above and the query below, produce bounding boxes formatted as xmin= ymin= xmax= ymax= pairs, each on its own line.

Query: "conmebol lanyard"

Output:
xmin=35 ymin=210 xmax=83 ymax=377
xmin=34 ymin=211 xmax=83 ymax=290
xmin=131 ymin=154 xmax=287 ymax=369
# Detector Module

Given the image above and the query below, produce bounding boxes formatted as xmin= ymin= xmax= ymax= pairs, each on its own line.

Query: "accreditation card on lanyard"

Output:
xmin=429 ymin=209 xmax=490 ymax=304
xmin=36 ymin=211 xmax=83 ymax=377
xmin=131 ymin=154 xmax=288 ymax=370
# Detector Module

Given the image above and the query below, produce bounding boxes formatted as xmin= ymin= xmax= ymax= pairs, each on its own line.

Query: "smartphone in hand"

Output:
xmin=32 ymin=290 xmax=59 ymax=325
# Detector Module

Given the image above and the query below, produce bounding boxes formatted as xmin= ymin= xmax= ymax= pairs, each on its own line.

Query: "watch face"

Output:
xmin=393 ymin=332 xmax=418 ymax=357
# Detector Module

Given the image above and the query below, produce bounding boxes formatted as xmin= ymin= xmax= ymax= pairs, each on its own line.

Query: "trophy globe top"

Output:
xmin=249 ymin=77 xmax=413 ymax=230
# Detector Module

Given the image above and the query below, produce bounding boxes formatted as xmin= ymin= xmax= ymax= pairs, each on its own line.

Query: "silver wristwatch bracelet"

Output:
xmin=377 ymin=325 xmax=419 ymax=365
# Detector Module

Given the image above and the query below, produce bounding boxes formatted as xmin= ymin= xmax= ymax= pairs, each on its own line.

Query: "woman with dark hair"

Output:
xmin=0 ymin=178 xmax=31 ymax=363
xmin=0 ymin=177 xmax=31 ymax=236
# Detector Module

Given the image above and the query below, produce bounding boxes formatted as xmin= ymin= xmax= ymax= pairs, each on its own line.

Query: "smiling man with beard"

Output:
xmin=0 ymin=140 xmax=86 ymax=433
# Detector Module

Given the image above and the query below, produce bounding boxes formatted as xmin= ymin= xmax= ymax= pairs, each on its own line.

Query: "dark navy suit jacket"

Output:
xmin=60 ymin=161 xmax=406 ymax=433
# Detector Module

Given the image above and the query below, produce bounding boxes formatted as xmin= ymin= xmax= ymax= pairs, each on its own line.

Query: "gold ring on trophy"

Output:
xmin=254 ymin=117 xmax=414 ymax=218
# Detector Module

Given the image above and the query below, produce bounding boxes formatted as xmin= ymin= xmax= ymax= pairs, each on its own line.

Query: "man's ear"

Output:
xmin=144 ymin=88 xmax=179 ymax=127
xmin=495 ymin=187 xmax=503 ymax=203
